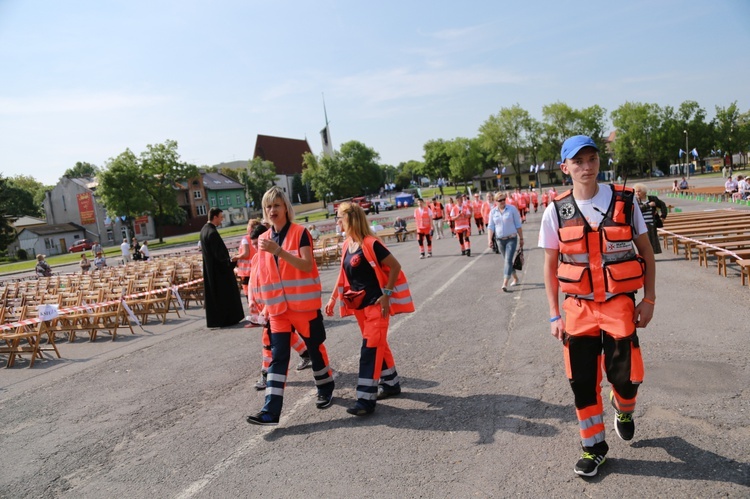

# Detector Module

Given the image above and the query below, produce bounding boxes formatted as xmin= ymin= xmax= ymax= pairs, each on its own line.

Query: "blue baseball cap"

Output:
xmin=561 ymin=135 xmax=598 ymax=161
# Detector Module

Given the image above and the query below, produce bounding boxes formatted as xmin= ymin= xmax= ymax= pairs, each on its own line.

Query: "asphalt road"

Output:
xmin=1 ymin=178 xmax=749 ymax=498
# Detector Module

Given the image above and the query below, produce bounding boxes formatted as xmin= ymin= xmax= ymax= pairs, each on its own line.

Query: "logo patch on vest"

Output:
xmin=606 ymin=241 xmax=632 ymax=252
xmin=559 ymin=202 xmax=576 ymax=220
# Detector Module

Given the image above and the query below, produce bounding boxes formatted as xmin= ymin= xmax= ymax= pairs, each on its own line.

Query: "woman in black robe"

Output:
xmin=200 ymin=208 xmax=245 ymax=327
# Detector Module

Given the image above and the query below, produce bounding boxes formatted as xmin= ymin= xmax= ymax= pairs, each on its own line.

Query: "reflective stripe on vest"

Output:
xmin=236 ymin=235 xmax=254 ymax=277
xmin=334 ymin=236 xmax=415 ymax=317
xmin=554 ymin=184 xmax=645 ymax=302
xmin=257 ymin=223 xmax=322 ymax=315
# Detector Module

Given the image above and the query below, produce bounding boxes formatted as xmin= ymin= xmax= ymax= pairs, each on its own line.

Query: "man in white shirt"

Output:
xmin=120 ymin=238 xmax=131 ymax=264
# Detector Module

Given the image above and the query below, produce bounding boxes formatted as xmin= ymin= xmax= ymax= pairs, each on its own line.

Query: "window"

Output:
xmin=106 ymin=229 xmax=114 ymax=242
xmin=209 ymin=197 xmax=215 ymax=207
xmin=193 ymin=190 xmax=202 ymax=199
xmin=236 ymin=194 xmax=241 ymax=204
xmin=44 ymin=238 xmax=54 ymax=249
xmin=196 ymin=204 xmax=206 ymax=216
xmin=219 ymin=197 xmax=224 ymax=206
xmin=226 ymin=195 xmax=231 ymax=206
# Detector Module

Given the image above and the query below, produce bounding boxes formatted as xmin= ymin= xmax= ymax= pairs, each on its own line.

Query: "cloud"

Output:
xmin=0 ymin=91 xmax=173 ymax=115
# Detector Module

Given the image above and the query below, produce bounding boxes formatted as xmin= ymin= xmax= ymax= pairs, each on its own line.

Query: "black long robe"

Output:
xmin=200 ymin=222 xmax=245 ymax=328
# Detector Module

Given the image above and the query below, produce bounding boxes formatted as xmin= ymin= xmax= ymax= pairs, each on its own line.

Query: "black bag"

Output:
xmin=513 ymin=250 xmax=524 ymax=271
xmin=653 ymin=214 xmax=664 ymax=229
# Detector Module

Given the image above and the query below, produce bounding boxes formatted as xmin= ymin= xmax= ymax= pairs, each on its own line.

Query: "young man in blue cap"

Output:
xmin=538 ymin=135 xmax=656 ymax=477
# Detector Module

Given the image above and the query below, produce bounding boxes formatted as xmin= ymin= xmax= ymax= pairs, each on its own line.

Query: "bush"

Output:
xmin=16 ymin=248 xmax=28 ymax=260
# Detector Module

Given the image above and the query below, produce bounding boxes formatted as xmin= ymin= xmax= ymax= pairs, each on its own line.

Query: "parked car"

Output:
xmin=351 ymin=196 xmax=373 ymax=214
xmin=68 ymin=239 xmax=93 ymax=253
xmin=652 ymin=169 xmax=665 ymax=177
xmin=372 ymin=199 xmax=394 ymax=211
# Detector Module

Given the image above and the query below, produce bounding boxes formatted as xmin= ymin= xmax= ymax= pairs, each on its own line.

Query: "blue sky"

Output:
xmin=1 ymin=0 xmax=748 ymax=185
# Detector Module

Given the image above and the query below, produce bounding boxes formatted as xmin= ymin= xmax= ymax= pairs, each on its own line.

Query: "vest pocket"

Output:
xmin=602 ymin=224 xmax=633 ymax=242
xmin=604 ymin=258 xmax=645 ymax=294
xmin=558 ymin=226 xmax=587 ymax=254
xmin=557 ymin=263 xmax=593 ymax=295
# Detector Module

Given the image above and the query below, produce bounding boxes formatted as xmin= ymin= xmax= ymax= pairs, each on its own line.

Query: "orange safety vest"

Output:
xmin=451 ymin=203 xmax=472 ymax=231
xmin=554 ymin=184 xmax=645 ymax=302
xmin=432 ymin=202 xmax=444 ymax=219
xmin=481 ymin=202 xmax=491 ymax=223
xmin=334 ymin=236 xmax=415 ymax=317
xmin=254 ymin=223 xmax=322 ymax=316
xmin=247 ymin=253 xmax=262 ymax=316
xmin=471 ymin=199 xmax=484 ymax=218
xmin=414 ymin=207 xmax=432 ymax=231
xmin=236 ymin=235 xmax=255 ymax=277
xmin=444 ymin=203 xmax=454 ymax=221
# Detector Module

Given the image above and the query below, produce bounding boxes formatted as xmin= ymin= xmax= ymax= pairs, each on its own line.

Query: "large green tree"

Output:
xmin=713 ymin=101 xmax=742 ymax=166
xmin=239 ymin=157 xmax=277 ymax=211
xmin=611 ymin=102 xmax=662 ymax=177
xmin=98 ymin=149 xmax=151 ymax=238
xmin=7 ymin=175 xmax=48 ymax=216
xmin=63 ymin=161 xmax=99 ymax=179
xmin=478 ymin=104 xmax=533 ymax=187
xmin=445 ymin=137 xmax=484 ymax=189
xmin=302 ymin=140 xmax=383 ymax=200
xmin=139 ymin=140 xmax=198 ymax=242
xmin=422 ymin=139 xmax=451 ymax=181
xmin=0 ymin=176 xmax=20 ymax=251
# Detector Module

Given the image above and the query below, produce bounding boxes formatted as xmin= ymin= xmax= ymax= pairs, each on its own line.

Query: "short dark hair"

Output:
xmin=250 ymin=224 xmax=269 ymax=239
xmin=209 ymin=208 xmax=223 ymax=220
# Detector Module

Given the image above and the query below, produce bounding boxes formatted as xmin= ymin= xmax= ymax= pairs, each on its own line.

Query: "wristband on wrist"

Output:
xmin=642 ymin=298 xmax=655 ymax=305
xmin=549 ymin=315 xmax=561 ymax=323
xmin=382 ymin=288 xmax=393 ymax=297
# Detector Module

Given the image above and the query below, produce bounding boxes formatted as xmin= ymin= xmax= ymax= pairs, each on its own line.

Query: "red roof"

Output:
xmin=253 ymin=135 xmax=313 ymax=176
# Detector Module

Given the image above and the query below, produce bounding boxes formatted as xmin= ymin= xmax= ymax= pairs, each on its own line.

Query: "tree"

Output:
xmin=713 ymin=101 xmax=742 ymax=167
xmin=63 ymin=161 xmax=99 ymax=179
xmin=98 ymin=149 xmax=151 ymax=238
xmin=611 ymin=102 xmax=662 ymax=177
xmin=7 ymin=175 xmax=51 ymax=217
xmin=302 ymin=140 xmax=383 ymax=200
xmin=239 ymin=157 xmax=277 ymax=210
xmin=478 ymin=104 xmax=533 ymax=187
xmin=445 ymin=137 xmax=483 ymax=189
xmin=0 ymin=176 xmax=20 ymax=251
xmin=139 ymin=140 xmax=198 ymax=242
xmin=422 ymin=139 xmax=451 ymax=181
xmin=291 ymin=173 xmax=312 ymax=204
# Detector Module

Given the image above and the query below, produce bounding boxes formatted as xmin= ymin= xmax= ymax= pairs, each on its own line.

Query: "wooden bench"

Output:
xmin=716 ymin=250 xmax=750 ymax=277
xmin=696 ymin=240 xmax=750 ymax=268
xmin=684 ymin=233 xmax=750 ymax=262
xmin=379 ymin=223 xmax=417 ymax=243
xmin=738 ymin=259 xmax=750 ymax=286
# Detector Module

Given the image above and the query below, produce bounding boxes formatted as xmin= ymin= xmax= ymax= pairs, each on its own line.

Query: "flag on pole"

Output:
xmin=608 ymin=158 xmax=614 ymax=165
xmin=690 ymin=148 xmax=699 ymax=158
xmin=501 ymin=167 xmax=507 ymax=174
xmin=540 ymin=163 xmax=545 ymax=170
xmin=679 ymin=149 xmax=686 ymax=158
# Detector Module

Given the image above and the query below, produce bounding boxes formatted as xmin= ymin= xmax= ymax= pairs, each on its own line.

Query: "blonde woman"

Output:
xmin=325 ymin=202 xmax=414 ymax=416
xmin=247 ymin=187 xmax=334 ymax=426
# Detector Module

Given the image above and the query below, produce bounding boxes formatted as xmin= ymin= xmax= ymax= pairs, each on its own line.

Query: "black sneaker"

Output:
xmin=295 ymin=357 xmax=312 ymax=371
xmin=610 ymin=391 xmax=635 ymax=441
xmin=377 ymin=385 xmax=401 ymax=400
xmin=346 ymin=403 xmax=375 ymax=416
xmin=316 ymin=393 xmax=334 ymax=409
xmin=466 ymin=249 xmax=471 ymax=257
xmin=246 ymin=411 xmax=279 ymax=426
xmin=461 ymin=250 xmax=466 ymax=256
xmin=574 ymin=451 xmax=606 ymax=477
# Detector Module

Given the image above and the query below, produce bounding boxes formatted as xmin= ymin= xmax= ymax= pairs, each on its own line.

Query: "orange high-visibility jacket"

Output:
xmin=236 ymin=235 xmax=256 ymax=277
xmin=554 ymin=185 xmax=645 ymax=302
xmin=451 ymin=203 xmax=472 ymax=231
xmin=333 ymin=236 xmax=415 ymax=317
xmin=431 ymin=202 xmax=444 ymax=219
xmin=444 ymin=203 xmax=454 ymax=221
xmin=471 ymin=199 xmax=484 ymax=218
xmin=414 ymin=207 xmax=432 ymax=233
xmin=255 ymin=224 xmax=322 ymax=316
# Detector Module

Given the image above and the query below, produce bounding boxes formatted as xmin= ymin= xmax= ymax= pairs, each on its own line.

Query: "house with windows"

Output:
xmin=15 ymin=222 xmax=87 ymax=257
xmin=43 ymin=177 xmax=154 ymax=248
xmin=203 ymin=172 xmax=247 ymax=226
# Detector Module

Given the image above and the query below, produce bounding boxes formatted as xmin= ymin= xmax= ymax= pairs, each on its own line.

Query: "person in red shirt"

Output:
xmin=414 ymin=198 xmax=433 ymax=258
xmin=471 ymin=193 xmax=486 ymax=235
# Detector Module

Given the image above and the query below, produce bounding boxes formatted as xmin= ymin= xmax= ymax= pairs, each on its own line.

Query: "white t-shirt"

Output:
xmin=538 ymin=184 xmax=647 ymax=250
xmin=120 ymin=242 xmax=130 ymax=256
xmin=140 ymin=244 xmax=150 ymax=258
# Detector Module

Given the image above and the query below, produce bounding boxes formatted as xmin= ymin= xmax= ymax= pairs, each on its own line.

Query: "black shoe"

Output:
xmin=610 ymin=391 xmax=635 ymax=441
xmin=316 ymin=393 xmax=334 ymax=409
xmin=246 ymin=411 xmax=279 ymax=426
xmin=461 ymin=250 xmax=466 ymax=256
xmin=296 ymin=356 xmax=312 ymax=371
xmin=466 ymin=250 xmax=471 ymax=257
xmin=377 ymin=385 xmax=401 ymax=400
xmin=574 ymin=451 xmax=606 ymax=477
xmin=346 ymin=403 xmax=375 ymax=416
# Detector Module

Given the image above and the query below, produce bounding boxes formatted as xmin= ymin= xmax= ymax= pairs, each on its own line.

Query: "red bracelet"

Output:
xmin=642 ymin=298 xmax=655 ymax=305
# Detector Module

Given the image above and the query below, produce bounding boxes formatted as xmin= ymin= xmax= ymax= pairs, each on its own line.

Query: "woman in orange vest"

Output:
xmin=444 ymin=197 xmax=456 ymax=237
xmin=451 ymin=194 xmax=473 ymax=256
xmin=414 ymin=198 xmax=433 ymax=259
xmin=232 ymin=219 xmax=260 ymax=326
xmin=246 ymin=187 xmax=335 ymax=426
xmin=325 ymin=202 xmax=414 ymax=415
xmin=430 ymin=196 xmax=445 ymax=239
xmin=471 ymin=193 xmax=485 ymax=234
xmin=248 ymin=224 xmax=312 ymax=390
